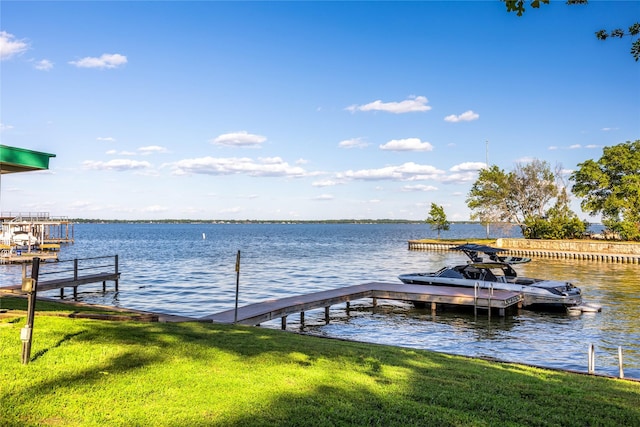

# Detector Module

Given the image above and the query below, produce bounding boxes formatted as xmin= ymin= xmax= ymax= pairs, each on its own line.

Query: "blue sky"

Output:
xmin=1 ymin=1 xmax=638 ymax=221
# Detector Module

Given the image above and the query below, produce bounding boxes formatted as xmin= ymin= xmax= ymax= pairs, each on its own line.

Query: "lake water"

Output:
xmin=1 ymin=222 xmax=638 ymax=379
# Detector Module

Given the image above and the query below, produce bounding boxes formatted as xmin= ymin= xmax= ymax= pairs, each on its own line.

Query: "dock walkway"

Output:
xmin=202 ymin=282 xmax=523 ymax=328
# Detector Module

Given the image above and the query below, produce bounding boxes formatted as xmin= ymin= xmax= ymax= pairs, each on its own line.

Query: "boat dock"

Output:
xmin=1 ymin=212 xmax=74 ymax=264
xmin=202 ymin=282 xmax=523 ymax=329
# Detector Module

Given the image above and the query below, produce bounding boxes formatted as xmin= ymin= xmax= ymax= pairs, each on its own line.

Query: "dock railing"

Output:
xmin=19 ymin=255 xmax=120 ymax=298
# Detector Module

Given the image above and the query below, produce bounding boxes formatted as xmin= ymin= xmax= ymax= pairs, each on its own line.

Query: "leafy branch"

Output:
xmin=502 ymin=0 xmax=639 ymax=61
xmin=596 ymin=23 xmax=640 ymax=61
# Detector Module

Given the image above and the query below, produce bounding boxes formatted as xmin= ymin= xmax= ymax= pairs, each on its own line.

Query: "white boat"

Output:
xmin=0 ymin=230 xmax=38 ymax=246
xmin=399 ymin=244 xmax=581 ymax=309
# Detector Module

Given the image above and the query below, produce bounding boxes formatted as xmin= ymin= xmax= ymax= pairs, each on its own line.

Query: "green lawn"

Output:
xmin=1 ymin=296 xmax=639 ymax=426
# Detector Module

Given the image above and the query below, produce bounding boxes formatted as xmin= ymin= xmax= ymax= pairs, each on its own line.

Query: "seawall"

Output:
xmin=407 ymin=239 xmax=640 ymax=264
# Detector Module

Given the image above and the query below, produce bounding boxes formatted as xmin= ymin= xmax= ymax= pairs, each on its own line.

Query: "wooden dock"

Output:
xmin=202 ymin=282 xmax=523 ymax=328
xmin=0 ymin=255 xmax=120 ymax=298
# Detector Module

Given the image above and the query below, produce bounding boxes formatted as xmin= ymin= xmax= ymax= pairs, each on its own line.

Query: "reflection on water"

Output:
xmin=0 ymin=223 xmax=638 ymax=379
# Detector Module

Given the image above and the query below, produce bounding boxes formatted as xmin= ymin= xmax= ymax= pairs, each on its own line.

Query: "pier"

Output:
xmin=202 ymin=282 xmax=523 ymax=328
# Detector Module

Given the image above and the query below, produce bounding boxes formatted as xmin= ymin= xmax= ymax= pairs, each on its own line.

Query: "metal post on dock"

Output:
xmin=588 ymin=343 xmax=595 ymax=374
xmin=474 ymin=282 xmax=478 ymax=316
xmin=234 ymin=250 xmax=241 ymax=324
xmin=21 ymin=257 xmax=40 ymax=365
xmin=618 ymin=346 xmax=624 ymax=379
xmin=114 ymin=254 xmax=119 ymax=291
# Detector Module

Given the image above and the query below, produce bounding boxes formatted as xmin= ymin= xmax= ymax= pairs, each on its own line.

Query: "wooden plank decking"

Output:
xmin=202 ymin=282 xmax=523 ymax=327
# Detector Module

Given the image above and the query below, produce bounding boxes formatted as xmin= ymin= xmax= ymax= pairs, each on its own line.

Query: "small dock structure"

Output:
xmin=202 ymin=282 xmax=523 ymax=329
xmin=0 ymin=255 xmax=120 ymax=299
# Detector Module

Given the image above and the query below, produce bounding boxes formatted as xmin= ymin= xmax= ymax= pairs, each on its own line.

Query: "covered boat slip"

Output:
xmin=202 ymin=282 xmax=523 ymax=328
xmin=0 ymin=145 xmax=70 ymax=263
xmin=0 ymin=145 xmax=56 ymax=175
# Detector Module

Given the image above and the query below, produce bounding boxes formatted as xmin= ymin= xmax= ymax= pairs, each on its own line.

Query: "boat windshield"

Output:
xmin=455 ymin=263 xmax=516 ymax=282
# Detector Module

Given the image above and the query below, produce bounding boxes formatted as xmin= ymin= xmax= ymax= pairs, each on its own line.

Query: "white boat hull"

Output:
xmin=398 ymin=273 xmax=582 ymax=309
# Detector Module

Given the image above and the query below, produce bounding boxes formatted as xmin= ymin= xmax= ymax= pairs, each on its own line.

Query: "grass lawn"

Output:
xmin=1 ymin=296 xmax=639 ymax=426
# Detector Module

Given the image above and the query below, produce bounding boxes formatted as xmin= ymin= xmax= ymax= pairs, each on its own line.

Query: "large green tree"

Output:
xmin=426 ymin=203 xmax=450 ymax=239
xmin=570 ymin=140 xmax=640 ymax=240
xmin=467 ymin=159 xmax=585 ymax=238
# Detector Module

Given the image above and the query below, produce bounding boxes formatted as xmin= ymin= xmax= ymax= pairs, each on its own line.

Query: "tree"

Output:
xmin=426 ymin=203 xmax=450 ymax=239
xmin=570 ymin=140 xmax=640 ymax=241
xmin=502 ymin=0 xmax=640 ymax=61
xmin=467 ymin=159 xmax=585 ymax=238
xmin=523 ymin=187 xmax=587 ymax=239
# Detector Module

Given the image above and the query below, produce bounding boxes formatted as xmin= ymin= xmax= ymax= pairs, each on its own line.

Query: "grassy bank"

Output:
xmin=1 ymin=297 xmax=639 ymax=426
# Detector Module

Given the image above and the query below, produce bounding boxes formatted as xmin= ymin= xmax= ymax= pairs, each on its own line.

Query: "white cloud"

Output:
xmin=444 ymin=110 xmax=479 ymax=123
xmin=379 ymin=138 xmax=433 ymax=152
xmin=548 ymin=146 xmax=558 ymax=150
xmin=345 ymin=95 xmax=431 ymax=114
xmin=34 ymin=59 xmax=53 ymax=71
xmin=69 ymin=53 xmax=127 ymax=69
xmin=313 ymin=194 xmax=334 ymax=201
xmin=97 ymin=137 xmax=116 ymax=142
xmin=585 ymin=144 xmax=599 ymax=149
xmin=337 ymin=162 xmax=444 ymax=182
xmin=402 ymin=184 xmax=438 ymax=192
xmin=0 ymin=31 xmax=29 ymax=60
xmin=211 ymin=131 xmax=266 ymax=147
xmin=139 ymin=145 xmax=168 ymax=155
xmin=440 ymin=171 xmax=479 ymax=184
xmin=569 ymin=144 xmax=581 ymax=149
xmin=312 ymin=179 xmax=342 ymax=187
xmin=0 ymin=123 xmax=14 ymax=132
xmin=338 ymin=137 xmax=369 ymax=149
xmin=171 ymin=156 xmax=307 ymax=178
xmin=83 ymin=159 xmax=152 ymax=171
xmin=449 ymin=162 xmax=485 ymax=172
xmin=601 ymin=127 xmax=618 ymax=131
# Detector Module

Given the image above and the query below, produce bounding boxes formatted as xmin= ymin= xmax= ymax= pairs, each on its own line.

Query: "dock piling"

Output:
xmin=588 ymin=344 xmax=595 ymax=374
xmin=619 ymin=346 xmax=624 ymax=379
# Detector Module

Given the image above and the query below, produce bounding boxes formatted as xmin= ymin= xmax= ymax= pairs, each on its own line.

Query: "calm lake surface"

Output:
xmin=1 ymin=223 xmax=638 ymax=379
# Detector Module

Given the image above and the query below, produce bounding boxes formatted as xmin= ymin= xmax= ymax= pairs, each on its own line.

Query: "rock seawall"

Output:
xmin=407 ymin=239 xmax=640 ymax=264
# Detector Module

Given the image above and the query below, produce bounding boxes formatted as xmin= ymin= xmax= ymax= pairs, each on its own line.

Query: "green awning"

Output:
xmin=0 ymin=145 xmax=56 ymax=174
